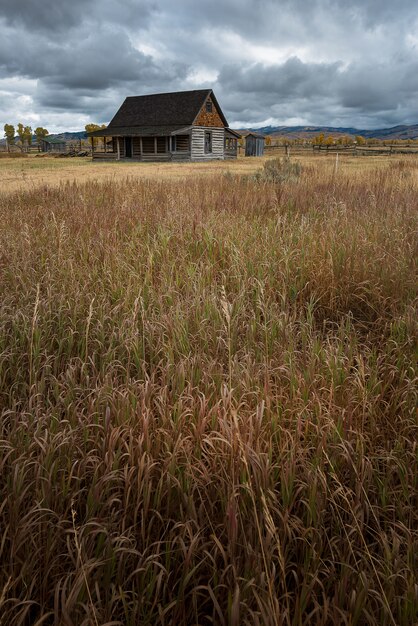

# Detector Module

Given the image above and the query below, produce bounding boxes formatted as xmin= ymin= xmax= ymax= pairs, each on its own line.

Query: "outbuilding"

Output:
xmin=244 ymin=132 xmax=265 ymax=157
xmin=40 ymin=137 xmax=67 ymax=153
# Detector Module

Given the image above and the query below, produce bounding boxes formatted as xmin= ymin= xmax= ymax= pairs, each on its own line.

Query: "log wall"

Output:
xmin=191 ymin=127 xmax=224 ymax=161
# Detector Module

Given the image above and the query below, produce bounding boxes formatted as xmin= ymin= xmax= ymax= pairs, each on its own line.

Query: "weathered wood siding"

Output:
xmin=245 ymin=135 xmax=264 ymax=157
xmin=117 ymin=137 xmax=125 ymax=158
xmin=194 ymin=96 xmax=224 ymax=127
xmin=93 ymin=128 xmax=227 ymax=162
xmin=92 ymin=152 xmax=117 ymax=160
xmin=41 ymin=140 xmax=66 ymax=153
xmin=224 ymin=149 xmax=237 ymax=160
xmin=191 ymin=127 xmax=224 ymax=160
xmin=224 ymin=133 xmax=238 ymax=160
xmin=133 ymin=137 xmax=141 ymax=157
xmin=172 ymin=152 xmax=192 ymax=161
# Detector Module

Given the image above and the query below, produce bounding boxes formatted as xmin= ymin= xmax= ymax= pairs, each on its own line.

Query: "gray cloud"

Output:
xmin=0 ymin=0 xmax=417 ymax=131
xmin=0 ymin=0 xmax=155 ymax=33
xmin=217 ymin=54 xmax=418 ymax=127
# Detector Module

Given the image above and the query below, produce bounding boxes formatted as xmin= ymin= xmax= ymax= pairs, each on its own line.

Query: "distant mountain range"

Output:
xmin=1 ymin=125 xmax=417 ymax=146
xmin=45 ymin=131 xmax=87 ymax=141
xmin=247 ymin=124 xmax=418 ymax=140
xmin=49 ymin=125 xmax=418 ymax=141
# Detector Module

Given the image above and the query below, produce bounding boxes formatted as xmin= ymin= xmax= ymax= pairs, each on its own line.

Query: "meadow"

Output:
xmin=0 ymin=154 xmax=261 ymax=195
xmin=0 ymin=151 xmax=408 ymax=195
xmin=0 ymin=155 xmax=417 ymax=625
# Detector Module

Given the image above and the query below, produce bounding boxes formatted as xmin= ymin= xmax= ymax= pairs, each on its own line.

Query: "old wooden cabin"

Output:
xmin=40 ymin=137 xmax=67 ymax=153
xmin=88 ymin=89 xmax=240 ymax=162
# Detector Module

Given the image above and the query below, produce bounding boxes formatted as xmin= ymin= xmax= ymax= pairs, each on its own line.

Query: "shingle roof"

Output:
xmin=88 ymin=124 xmax=191 ymax=137
xmin=225 ymin=128 xmax=241 ymax=138
xmin=102 ymin=89 xmax=228 ymax=130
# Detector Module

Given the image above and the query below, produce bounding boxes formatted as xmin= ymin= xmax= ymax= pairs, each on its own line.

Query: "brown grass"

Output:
xmin=0 ymin=157 xmax=417 ymax=625
xmin=0 ymin=154 xmax=263 ymax=195
xmin=2 ymin=152 xmax=417 ymax=195
xmin=0 ymin=151 xmax=28 ymax=159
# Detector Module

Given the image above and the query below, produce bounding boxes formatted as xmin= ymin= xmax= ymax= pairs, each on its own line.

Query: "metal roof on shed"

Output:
xmin=41 ymin=136 xmax=66 ymax=144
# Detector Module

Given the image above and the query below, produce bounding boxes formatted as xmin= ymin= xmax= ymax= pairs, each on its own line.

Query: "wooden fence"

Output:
xmin=265 ymin=145 xmax=418 ymax=157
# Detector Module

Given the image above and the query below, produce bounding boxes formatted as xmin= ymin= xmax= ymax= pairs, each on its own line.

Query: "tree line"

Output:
xmin=3 ymin=124 xmax=49 ymax=152
xmin=268 ymin=134 xmax=418 ymax=148
xmin=3 ymin=122 xmax=107 ymax=154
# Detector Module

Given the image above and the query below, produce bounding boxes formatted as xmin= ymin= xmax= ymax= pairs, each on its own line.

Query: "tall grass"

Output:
xmin=0 ymin=159 xmax=417 ymax=625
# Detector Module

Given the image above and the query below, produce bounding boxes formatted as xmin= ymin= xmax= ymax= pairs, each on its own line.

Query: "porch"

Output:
xmin=91 ymin=133 xmax=191 ymax=162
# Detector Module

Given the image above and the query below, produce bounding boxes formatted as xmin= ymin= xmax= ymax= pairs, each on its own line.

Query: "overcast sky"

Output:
xmin=1 ymin=0 xmax=417 ymax=132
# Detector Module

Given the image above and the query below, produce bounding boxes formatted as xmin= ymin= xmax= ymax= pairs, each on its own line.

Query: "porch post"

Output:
xmin=117 ymin=137 xmax=120 ymax=160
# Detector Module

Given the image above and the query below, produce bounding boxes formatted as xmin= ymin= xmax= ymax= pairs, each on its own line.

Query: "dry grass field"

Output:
xmin=0 ymin=155 xmax=417 ymax=625
xmin=2 ymin=151 xmax=417 ymax=194
xmin=0 ymin=154 xmax=262 ymax=195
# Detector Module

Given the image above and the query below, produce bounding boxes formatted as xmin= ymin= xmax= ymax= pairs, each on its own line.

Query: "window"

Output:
xmin=205 ymin=131 xmax=212 ymax=153
xmin=206 ymin=100 xmax=213 ymax=113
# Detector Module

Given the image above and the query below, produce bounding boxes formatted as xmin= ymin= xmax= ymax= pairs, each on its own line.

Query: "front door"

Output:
xmin=125 ymin=137 xmax=132 ymax=158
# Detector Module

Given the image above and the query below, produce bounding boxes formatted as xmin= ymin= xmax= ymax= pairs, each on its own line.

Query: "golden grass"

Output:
xmin=1 ymin=152 xmax=416 ymax=195
xmin=0 ymin=154 xmax=263 ymax=194
xmin=0 ymin=157 xmax=417 ymax=625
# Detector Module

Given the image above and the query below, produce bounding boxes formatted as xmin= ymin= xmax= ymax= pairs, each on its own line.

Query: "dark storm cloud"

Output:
xmin=0 ymin=0 xmax=417 ymax=130
xmin=0 ymin=12 xmax=188 ymax=118
xmin=0 ymin=24 xmax=179 ymax=89
xmin=0 ymin=0 xmax=155 ymax=33
xmin=217 ymin=54 xmax=418 ymax=126
xmin=166 ymin=0 xmax=416 ymax=44
xmin=218 ymin=59 xmax=342 ymax=99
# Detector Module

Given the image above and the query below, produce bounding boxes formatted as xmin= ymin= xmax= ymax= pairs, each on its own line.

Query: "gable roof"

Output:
xmin=41 ymin=136 xmax=66 ymax=144
xmin=225 ymin=128 xmax=241 ymax=138
xmin=106 ymin=89 xmax=228 ymax=129
xmin=246 ymin=132 xmax=265 ymax=139
xmin=239 ymin=131 xmax=266 ymax=139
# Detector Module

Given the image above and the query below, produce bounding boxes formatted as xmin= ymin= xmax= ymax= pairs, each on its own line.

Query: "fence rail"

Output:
xmin=265 ymin=145 xmax=418 ymax=157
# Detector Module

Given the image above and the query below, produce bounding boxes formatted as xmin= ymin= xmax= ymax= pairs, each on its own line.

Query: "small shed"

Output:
xmin=245 ymin=132 xmax=265 ymax=157
xmin=40 ymin=137 xmax=67 ymax=153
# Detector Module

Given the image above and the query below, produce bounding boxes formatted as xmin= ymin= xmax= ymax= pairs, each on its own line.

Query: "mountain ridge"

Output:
xmin=52 ymin=125 xmax=418 ymax=141
xmin=247 ymin=124 xmax=418 ymax=140
xmin=1 ymin=125 xmax=417 ymax=145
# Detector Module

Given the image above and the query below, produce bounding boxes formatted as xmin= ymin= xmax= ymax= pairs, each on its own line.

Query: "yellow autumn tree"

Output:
xmin=85 ymin=123 xmax=106 ymax=150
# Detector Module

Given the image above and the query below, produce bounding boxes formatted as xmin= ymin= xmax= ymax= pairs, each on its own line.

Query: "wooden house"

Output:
xmin=88 ymin=89 xmax=240 ymax=162
xmin=40 ymin=137 xmax=67 ymax=153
